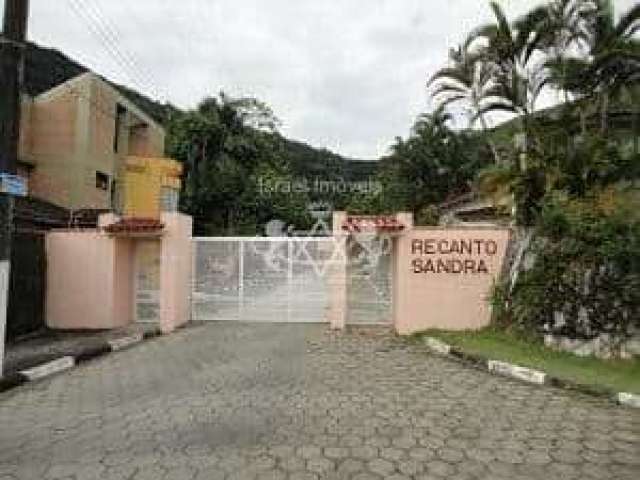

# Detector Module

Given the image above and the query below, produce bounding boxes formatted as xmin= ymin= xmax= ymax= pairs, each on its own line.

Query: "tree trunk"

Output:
xmin=479 ymin=114 xmax=501 ymax=165
xmin=633 ymin=106 xmax=639 ymax=156
xmin=600 ymin=90 xmax=609 ymax=137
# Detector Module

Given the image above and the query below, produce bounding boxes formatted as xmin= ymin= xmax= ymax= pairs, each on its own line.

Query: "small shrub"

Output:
xmin=416 ymin=205 xmax=440 ymax=226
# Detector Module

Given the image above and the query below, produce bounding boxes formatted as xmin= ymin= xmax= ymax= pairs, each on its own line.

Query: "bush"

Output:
xmin=506 ymin=189 xmax=640 ymax=345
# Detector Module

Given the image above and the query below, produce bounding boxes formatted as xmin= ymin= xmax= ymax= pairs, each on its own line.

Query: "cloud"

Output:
xmin=7 ymin=0 xmax=638 ymax=159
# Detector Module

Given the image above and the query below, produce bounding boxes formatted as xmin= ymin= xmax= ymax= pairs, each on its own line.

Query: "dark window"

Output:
xmin=96 ymin=171 xmax=109 ymax=191
xmin=114 ymin=104 xmax=127 ymax=153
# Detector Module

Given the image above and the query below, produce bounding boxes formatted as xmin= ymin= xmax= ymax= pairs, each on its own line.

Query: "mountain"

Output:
xmin=283 ymin=138 xmax=378 ymax=183
xmin=22 ymin=41 xmax=377 ymax=181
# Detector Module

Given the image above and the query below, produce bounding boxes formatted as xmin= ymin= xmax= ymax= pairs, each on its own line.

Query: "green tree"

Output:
xmin=584 ymin=1 xmax=640 ymax=133
xmin=523 ymin=0 xmax=595 ymax=103
xmin=369 ymin=108 xmax=491 ymax=220
xmin=463 ymin=1 xmax=545 ymax=123
xmin=166 ymin=94 xmax=310 ymax=235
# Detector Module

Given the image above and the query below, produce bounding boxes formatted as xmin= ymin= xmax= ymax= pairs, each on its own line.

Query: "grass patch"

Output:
xmin=415 ymin=329 xmax=640 ymax=395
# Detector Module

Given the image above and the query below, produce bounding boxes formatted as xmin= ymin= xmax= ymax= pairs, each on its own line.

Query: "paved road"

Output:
xmin=0 ymin=323 xmax=638 ymax=480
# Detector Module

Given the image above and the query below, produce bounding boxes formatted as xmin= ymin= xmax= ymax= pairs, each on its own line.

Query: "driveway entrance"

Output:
xmin=0 ymin=323 xmax=636 ymax=480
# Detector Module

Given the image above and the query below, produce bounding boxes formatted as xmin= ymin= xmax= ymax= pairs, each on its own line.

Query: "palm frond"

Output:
xmin=514 ymin=4 xmax=550 ymax=56
xmin=489 ymin=1 xmax=513 ymax=41
xmin=615 ymin=4 xmax=640 ymax=39
xmin=464 ymin=24 xmax=498 ymax=51
xmin=435 ymin=94 xmax=469 ymax=110
xmin=430 ymin=83 xmax=468 ymax=98
xmin=472 ymin=102 xmax=518 ymax=122
xmin=428 ymin=67 xmax=472 ymax=88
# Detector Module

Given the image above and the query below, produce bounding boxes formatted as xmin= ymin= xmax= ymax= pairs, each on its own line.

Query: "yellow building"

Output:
xmin=119 ymin=156 xmax=182 ymax=218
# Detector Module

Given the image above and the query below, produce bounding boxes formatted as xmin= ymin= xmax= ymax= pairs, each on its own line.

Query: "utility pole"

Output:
xmin=0 ymin=0 xmax=29 ymax=378
xmin=0 ymin=0 xmax=28 ymax=174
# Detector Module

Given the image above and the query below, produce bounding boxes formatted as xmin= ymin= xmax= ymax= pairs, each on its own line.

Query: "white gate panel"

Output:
xmin=242 ymin=240 xmax=289 ymax=322
xmin=193 ymin=240 xmax=241 ymax=321
xmin=289 ymin=240 xmax=333 ymax=323
xmin=193 ymin=238 xmax=333 ymax=323
xmin=134 ymin=241 xmax=161 ymax=323
xmin=346 ymin=237 xmax=393 ymax=325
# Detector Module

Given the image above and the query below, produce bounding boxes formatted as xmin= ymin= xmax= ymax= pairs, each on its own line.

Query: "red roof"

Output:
xmin=342 ymin=215 xmax=405 ymax=233
xmin=103 ymin=217 xmax=164 ymax=235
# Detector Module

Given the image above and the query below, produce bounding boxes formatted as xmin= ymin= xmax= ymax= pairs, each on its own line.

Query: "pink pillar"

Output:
xmin=392 ymin=212 xmax=414 ymax=333
xmin=159 ymin=213 xmax=192 ymax=334
xmin=328 ymin=211 xmax=348 ymax=330
xmin=395 ymin=212 xmax=414 ymax=232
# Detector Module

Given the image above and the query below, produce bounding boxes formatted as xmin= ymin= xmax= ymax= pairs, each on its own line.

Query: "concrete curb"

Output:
xmin=487 ymin=359 xmax=546 ymax=385
xmin=0 ymin=327 xmax=162 ymax=395
xmin=421 ymin=336 xmax=639 ymax=408
xmin=617 ymin=392 xmax=640 ymax=408
xmin=20 ymin=356 xmax=75 ymax=381
xmin=108 ymin=333 xmax=144 ymax=351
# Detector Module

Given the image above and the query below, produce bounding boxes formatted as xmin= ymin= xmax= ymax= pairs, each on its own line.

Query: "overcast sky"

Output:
xmin=6 ymin=0 xmax=635 ymax=159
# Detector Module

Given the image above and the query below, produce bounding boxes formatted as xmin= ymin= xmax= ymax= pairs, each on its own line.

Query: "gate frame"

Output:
xmin=330 ymin=211 xmax=412 ymax=330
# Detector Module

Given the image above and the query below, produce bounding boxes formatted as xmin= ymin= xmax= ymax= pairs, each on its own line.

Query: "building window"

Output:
xmin=114 ymin=104 xmax=127 ymax=153
xmin=96 ymin=171 xmax=110 ymax=191
xmin=160 ymin=187 xmax=179 ymax=212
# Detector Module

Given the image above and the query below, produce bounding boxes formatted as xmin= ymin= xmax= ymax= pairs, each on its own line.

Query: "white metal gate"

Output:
xmin=134 ymin=240 xmax=161 ymax=323
xmin=192 ymin=237 xmax=335 ymax=323
xmin=346 ymin=236 xmax=393 ymax=325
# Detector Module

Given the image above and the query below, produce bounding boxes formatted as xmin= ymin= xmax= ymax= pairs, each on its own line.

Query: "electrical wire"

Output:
xmin=65 ymin=0 xmax=150 ymax=99
xmin=122 ymin=0 xmax=202 ymax=105
xmin=82 ymin=0 xmax=166 ymax=102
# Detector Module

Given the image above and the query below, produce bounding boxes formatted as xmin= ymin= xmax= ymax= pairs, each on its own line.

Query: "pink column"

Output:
xmin=327 ymin=211 xmax=348 ymax=330
xmin=159 ymin=213 xmax=193 ymax=334
xmin=392 ymin=213 xmax=414 ymax=334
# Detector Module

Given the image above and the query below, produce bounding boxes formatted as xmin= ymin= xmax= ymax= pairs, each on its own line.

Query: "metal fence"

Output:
xmin=192 ymin=237 xmax=336 ymax=323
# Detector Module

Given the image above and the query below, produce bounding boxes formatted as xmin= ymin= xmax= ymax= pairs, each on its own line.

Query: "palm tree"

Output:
xmin=462 ymin=1 xmax=551 ymax=141
xmin=458 ymin=1 xmax=556 ymax=225
xmin=525 ymin=1 xmax=639 ymax=134
xmin=585 ymin=1 xmax=640 ymax=134
xmin=428 ymin=46 xmax=502 ymax=163
xmin=521 ymin=0 xmax=596 ymax=103
xmin=587 ymin=1 xmax=639 ymax=86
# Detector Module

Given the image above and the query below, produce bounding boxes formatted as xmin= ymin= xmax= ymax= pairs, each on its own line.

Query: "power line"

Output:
xmin=123 ymin=0 xmax=202 ymax=105
xmin=65 ymin=0 xmax=151 ymax=100
xmin=82 ymin=0 xmax=166 ymax=102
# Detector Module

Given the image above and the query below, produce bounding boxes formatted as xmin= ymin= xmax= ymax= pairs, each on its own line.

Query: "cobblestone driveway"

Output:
xmin=0 ymin=323 xmax=638 ymax=479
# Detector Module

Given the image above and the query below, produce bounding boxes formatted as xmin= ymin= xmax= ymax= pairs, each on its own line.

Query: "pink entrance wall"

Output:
xmin=393 ymin=227 xmax=511 ymax=334
xmin=328 ymin=212 xmax=511 ymax=334
xmin=46 ymin=232 xmax=133 ymax=330
xmin=45 ymin=213 xmax=192 ymax=332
